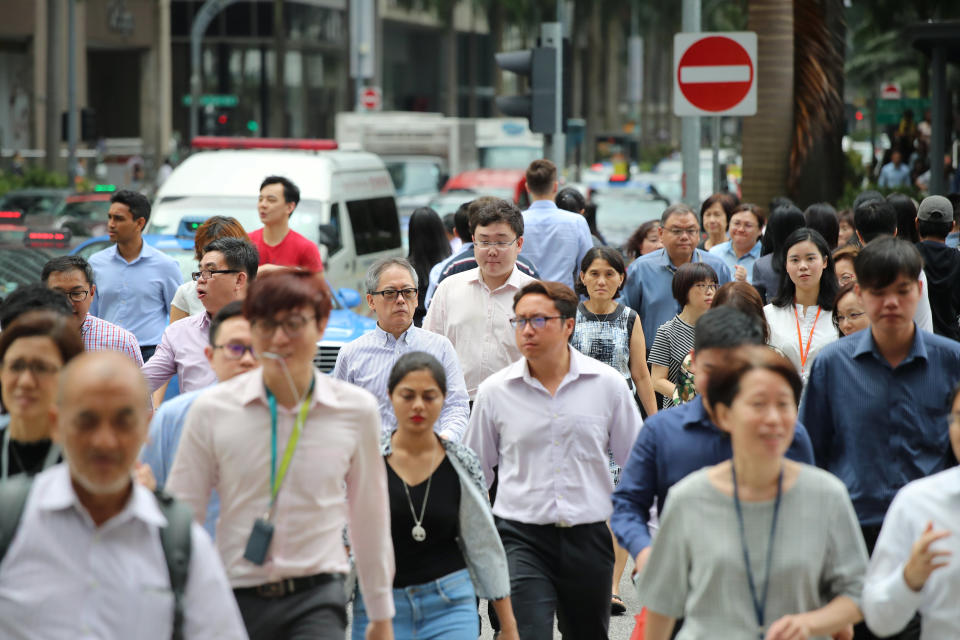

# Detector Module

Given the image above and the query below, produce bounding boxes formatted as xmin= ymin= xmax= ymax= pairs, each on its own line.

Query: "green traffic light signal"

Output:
xmin=247 ymin=120 xmax=259 ymax=133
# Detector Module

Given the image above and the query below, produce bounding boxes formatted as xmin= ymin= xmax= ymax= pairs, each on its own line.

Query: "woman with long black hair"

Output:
xmin=407 ymin=207 xmax=451 ymax=326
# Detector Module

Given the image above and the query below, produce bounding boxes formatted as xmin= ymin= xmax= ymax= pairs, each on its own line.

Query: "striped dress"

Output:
xmin=648 ymin=315 xmax=696 ymax=409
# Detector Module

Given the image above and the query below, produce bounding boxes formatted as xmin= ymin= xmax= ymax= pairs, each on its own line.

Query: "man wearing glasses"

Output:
xmin=142 ymin=237 xmax=259 ymax=395
xmin=140 ymin=300 xmax=257 ymax=537
xmin=624 ymin=203 xmax=732 ymax=350
xmin=465 ymin=280 xmax=642 ymax=639
xmin=424 ymin=198 xmax=538 ymax=401
xmin=333 ymin=257 xmax=469 ymax=441
xmin=42 ymin=255 xmax=144 ymax=365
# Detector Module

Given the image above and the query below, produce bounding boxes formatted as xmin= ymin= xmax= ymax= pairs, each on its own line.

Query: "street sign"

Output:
xmin=673 ymin=32 xmax=757 ymax=117
xmin=360 ymin=87 xmax=382 ymax=111
xmin=880 ymin=82 xmax=902 ymax=100
xmin=875 ymin=98 xmax=930 ymax=126
xmin=181 ymin=94 xmax=238 ymax=108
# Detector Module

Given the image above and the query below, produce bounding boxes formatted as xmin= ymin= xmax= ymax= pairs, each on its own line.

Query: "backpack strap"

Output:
xmin=154 ymin=488 xmax=193 ymax=640
xmin=0 ymin=475 xmax=34 ymax=566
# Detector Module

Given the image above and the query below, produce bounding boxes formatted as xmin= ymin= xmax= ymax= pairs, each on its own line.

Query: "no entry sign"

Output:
xmin=361 ymin=86 xmax=382 ymax=111
xmin=673 ymin=32 xmax=757 ymax=117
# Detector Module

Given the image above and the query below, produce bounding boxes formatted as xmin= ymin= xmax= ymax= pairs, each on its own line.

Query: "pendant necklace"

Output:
xmin=400 ymin=442 xmax=439 ymax=542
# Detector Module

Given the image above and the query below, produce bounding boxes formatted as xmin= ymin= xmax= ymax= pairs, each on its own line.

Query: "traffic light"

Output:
xmin=495 ymin=47 xmax=557 ymax=134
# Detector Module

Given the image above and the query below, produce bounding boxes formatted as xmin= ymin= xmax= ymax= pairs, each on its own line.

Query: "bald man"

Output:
xmin=0 ymin=352 xmax=247 ymax=639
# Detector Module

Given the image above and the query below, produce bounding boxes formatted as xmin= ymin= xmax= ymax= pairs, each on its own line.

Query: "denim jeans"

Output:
xmin=352 ymin=569 xmax=477 ymax=640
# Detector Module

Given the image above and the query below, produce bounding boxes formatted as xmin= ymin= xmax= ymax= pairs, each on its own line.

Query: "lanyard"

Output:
xmin=266 ymin=381 xmax=314 ymax=511
xmin=1 ymin=429 xmax=61 ymax=480
xmin=793 ymin=304 xmax=822 ymax=370
xmin=732 ymin=463 xmax=783 ymax=639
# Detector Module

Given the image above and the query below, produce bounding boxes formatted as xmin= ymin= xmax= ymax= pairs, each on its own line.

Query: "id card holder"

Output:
xmin=242 ymin=517 xmax=275 ymax=565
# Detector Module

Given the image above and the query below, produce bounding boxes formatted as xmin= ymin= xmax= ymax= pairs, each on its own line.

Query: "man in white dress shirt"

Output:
xmin=0 ymin=351 xmax=246 ymax=639
xmin=465 ymin=280 xmax=643 ymax=640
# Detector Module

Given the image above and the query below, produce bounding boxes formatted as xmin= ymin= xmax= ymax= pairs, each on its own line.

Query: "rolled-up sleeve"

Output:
xmin=345 ymin=399 xmax=395 ymax=621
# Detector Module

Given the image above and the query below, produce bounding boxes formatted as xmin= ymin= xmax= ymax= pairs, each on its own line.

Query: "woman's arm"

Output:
xmin=170 ymin=304 xmax=189 ymax=323
xmin=491 ymin=597 xmax=519 ymax=640
xmin=644 ymin=609 xmax=678 ymax=640
xmin=764 ymin=595 xmax=861 ymax=640
xmin=650 ymin=364 xmax=675 ymax=400
xmin=629 ymin=315 xmax=659 ymax=416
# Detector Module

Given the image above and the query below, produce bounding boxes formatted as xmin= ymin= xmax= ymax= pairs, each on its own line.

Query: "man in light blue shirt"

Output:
xmin=519 ymin=159 xmax=592 ymax=289
xmin=140 ymin=300 xmax=259 ymax=537
xmin=334 ymin=257 xmax=469 ymax=441
xmin=878 ymin=150 xmax=911 ymax=188
xmin=624 ymin=203 xmax=732 ymax=348
xmin=88 ymin=189 xmax=182 ymax=361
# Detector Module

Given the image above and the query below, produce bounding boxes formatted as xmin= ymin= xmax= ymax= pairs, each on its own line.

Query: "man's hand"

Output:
xmin=633 ymin=546 xmax=652 ymax=577
xmin=830 ymin=624 xmax=854 ymax=640
xmin=903 ymin=521 xmax=951 ymax=591
xmin=135 ymin=462 xmax=157 ymax=491
xmin=734 ymin=265 xmax=748 ymax=282
xmin=366 ymin=619 xmax=393 ymax=640
xmin=765 ymin=613 xmax=810 ymax=640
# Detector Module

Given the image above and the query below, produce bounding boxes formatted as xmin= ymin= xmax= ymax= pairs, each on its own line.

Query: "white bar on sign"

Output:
xmin=680 ymin=65 xmax=751 ymax=84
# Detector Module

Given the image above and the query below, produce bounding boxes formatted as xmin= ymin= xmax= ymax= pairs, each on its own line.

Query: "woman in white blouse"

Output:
xmin=763 ymin=228 xmax=840 ymax=382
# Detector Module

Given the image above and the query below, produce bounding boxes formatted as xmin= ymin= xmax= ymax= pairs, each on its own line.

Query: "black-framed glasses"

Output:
xmin=475 ymin=237 xmax=519 ymax=249
xmin=509 ymin=316 xmax=564 ymax=330
xmin=213 ymin=342 xmax=257 ymax=360
xmin=1 ymin=358 xmax=60 ymax=377
xmin=192 ymin=269 xmax=240 ymax=282
xmin=370 ymin=287 xmax=417 ymax=302
xmin=251 ymin=314 xmax=315 ymax=338
xmin=692 ymin=283 xmax=719 ymax=292
xmin=52 ymin=288 xmax=89 ymax=302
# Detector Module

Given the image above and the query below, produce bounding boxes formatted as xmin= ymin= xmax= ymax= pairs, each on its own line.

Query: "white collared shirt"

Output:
xmin=464 ymin=347 xmax=643 ymax=526
xmin=423 ymin=266 xmax=537 ymax=399
xmin=863 ymin=466 xmax=960 ymax=639
xmin=0 ymin=464 xmax=246 ymax=639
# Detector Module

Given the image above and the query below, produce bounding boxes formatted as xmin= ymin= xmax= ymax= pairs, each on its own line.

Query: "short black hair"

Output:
xmin=442 ymin=213 xmax=456 ymax=234
xmin=888 ymin=193 xmax=919 ymax=244
xmin=918 ymin=218 xmax=952 ymax=240
xmin=672 ymin=262 xmax=719 ymax=307
xmin=387 ymin=351 xmax=447 ymax=396
xmin=42 ymin=255 xmax=96 ymax=287
xmin=454 ymin=202 xmax=472 ymax=243
xmin=803 ymin=203 xmax=840 ymax=249
xmin=513 ymin=281 xmax=578 ymax=320
xmin=260 ymin=175 xmax=301 ymax=206
xmin=555 ymin=187 xmax=586 ymax=213
xmin=660 ymin=203 xmax=697 ymax=226
xmin=209 ymin=299 xmax=246 ymax=345
xmin=110 ymin=189 xmax=151 ymax=224
xmin=202 ymin=237 xmax=260 ymax=282
xmin=693 ymin=306 xmax=766 ymax=354
xmin=470 ymin=198 xmax=524 ymax=237
xmin=854 ymin=198 xmax=897 ymax=244
xmin=576 ymin=246 xmax=627 ymax=297
xmin=0 ymin=284 xmax=73 ymax=329
xmin=854 ymin=236 xmax=923 ymax=290
xmin=853 ymin=190 xmax=883 ymax=213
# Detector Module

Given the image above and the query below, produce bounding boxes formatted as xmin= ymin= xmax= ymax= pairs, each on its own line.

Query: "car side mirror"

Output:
xmin=318 ymin=223 xmax=341 ymax=254
xmin=338 ymin=287 xmax=361 ymax=308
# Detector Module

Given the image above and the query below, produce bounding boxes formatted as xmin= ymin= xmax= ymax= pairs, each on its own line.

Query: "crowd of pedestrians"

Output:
xmin=1 ymin=156 xmax=960 ymax=640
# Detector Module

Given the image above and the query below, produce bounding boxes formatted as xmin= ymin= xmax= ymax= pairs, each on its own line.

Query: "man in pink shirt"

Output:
xmin=166 ymin=270 xmax=394 ymax=640
xmin=250 ymin=176 xmax=324 ymax=273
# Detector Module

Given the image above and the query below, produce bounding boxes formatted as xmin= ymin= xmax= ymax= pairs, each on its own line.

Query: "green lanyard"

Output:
xmin=266 ymin=382 xmax=313 ymax=508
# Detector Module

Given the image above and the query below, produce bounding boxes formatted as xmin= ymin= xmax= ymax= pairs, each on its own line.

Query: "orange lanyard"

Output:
xmin=793 ymin=304 xmax=822 ymax=369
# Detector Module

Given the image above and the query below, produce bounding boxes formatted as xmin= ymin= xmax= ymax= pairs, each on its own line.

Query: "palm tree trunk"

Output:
xmin=741 ymin=0 xmax=794 ymax=208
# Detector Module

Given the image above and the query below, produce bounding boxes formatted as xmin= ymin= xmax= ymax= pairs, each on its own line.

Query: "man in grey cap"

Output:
xmin=915 ymin=195 xmax=960 ymax=340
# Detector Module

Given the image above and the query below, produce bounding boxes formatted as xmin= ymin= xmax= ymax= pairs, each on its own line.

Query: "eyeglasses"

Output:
xmin=475 ymin=237 xmax=519 ymax=249
xmin=52 ymin=288 xmax=89 ymax=302
xmin=192 ymin=269 xmax=240 ymax=281
xmin=509 ymin=316 xmax=564 ymax=330
xmin=665 ymin=227 xmax=699 ymax=237
xmin=692 ymin=283 xmax=719 ymax=292
xmin=1 ymin=358 xmax=60 ymax=377
xmin=835 ymin=311 xmax=866 ymax=323
xmin=251 ymin=314 xmax=315 ymax=338
xmin=730 ymin=221 xmax=758 ymax=230
xmin=838 ymin=273 xmax=856 ymax=285
xmin=213 ymin=342 xmax=257 ymax=360
xmin=369 ymin=287 xmax=418 ymax=302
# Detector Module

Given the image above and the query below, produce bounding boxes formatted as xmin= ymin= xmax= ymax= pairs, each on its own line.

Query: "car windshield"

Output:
xmin=0 ymin=248 xmax=63 ymax=296
xmin=386 ymin=161 xmax=442 ymax=197
xmin=59 ymin=199 xmax=111 ymax=220
xmin=480 ymin=146 xmax=542 ymax=170
xmin=591 ymin=191 xmax=667 ymax=248
xmin=148 ymin=196 xmax=325 ymax=242
xmin=0 ymin=193 xmax=65 ymax=217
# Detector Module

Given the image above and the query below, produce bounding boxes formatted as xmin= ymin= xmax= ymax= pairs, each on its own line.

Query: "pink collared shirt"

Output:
xmin=465 ymin=347 xmax=644 ymax=526
xmin=423 ymin=266 xmax=537 ymax=399
xmin=141 ymin=312 xmax=217 ymax=393
xmin=166 ymin=368 xmax=395 ymax=620
xmin=80 ymin=314 xmax=143 ymax=366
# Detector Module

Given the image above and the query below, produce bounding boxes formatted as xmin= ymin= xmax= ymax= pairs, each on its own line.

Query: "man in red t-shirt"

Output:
xmin=249 ymin=175 xmax=324 ymax=273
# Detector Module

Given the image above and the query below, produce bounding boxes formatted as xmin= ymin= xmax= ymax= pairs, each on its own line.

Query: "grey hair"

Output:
xmin=364 ymin=257 xmax=418 ymax=294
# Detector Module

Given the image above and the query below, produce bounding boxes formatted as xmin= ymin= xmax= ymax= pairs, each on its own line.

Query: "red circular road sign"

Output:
xmin=361 ymin=87 xmax=381 ymax=111
xmin=677 ymin=36 xmax=754 ymax=112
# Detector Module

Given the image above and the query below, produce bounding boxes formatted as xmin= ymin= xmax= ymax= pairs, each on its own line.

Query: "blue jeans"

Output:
xmin=352 ymin=568 xmax=477 ymax=640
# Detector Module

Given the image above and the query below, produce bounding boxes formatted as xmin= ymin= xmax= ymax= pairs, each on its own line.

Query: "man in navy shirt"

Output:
xmin=611 ymin=306 xmax=815 ymax=572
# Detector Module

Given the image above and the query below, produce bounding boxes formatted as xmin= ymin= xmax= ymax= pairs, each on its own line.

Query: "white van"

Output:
xmin=146 ymin=142 xmax=403 ymax=293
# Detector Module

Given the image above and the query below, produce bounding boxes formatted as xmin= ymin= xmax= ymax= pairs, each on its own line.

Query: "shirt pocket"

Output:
xmin=568 ymin=414 xmax=609 ymax=462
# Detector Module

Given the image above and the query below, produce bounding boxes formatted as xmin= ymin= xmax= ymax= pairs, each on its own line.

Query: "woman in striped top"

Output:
xmin=649 ymin=262 xmax=718 ymax=409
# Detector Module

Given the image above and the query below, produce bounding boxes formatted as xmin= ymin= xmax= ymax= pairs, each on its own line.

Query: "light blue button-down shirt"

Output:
xmin=331 ymin=324 xmax=470 ymax=441
xmin=709 ymin=239 xmax=762 ymax=283
xmin=623 ymin=248 xmax=733 ymax=348
xmin=88 ymin=241 xmax=182 ymax=347
xmin=521 ymin=200 xmax=593 ymax=290
xmin=139 ymin=388 xmax=219 ymax=537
